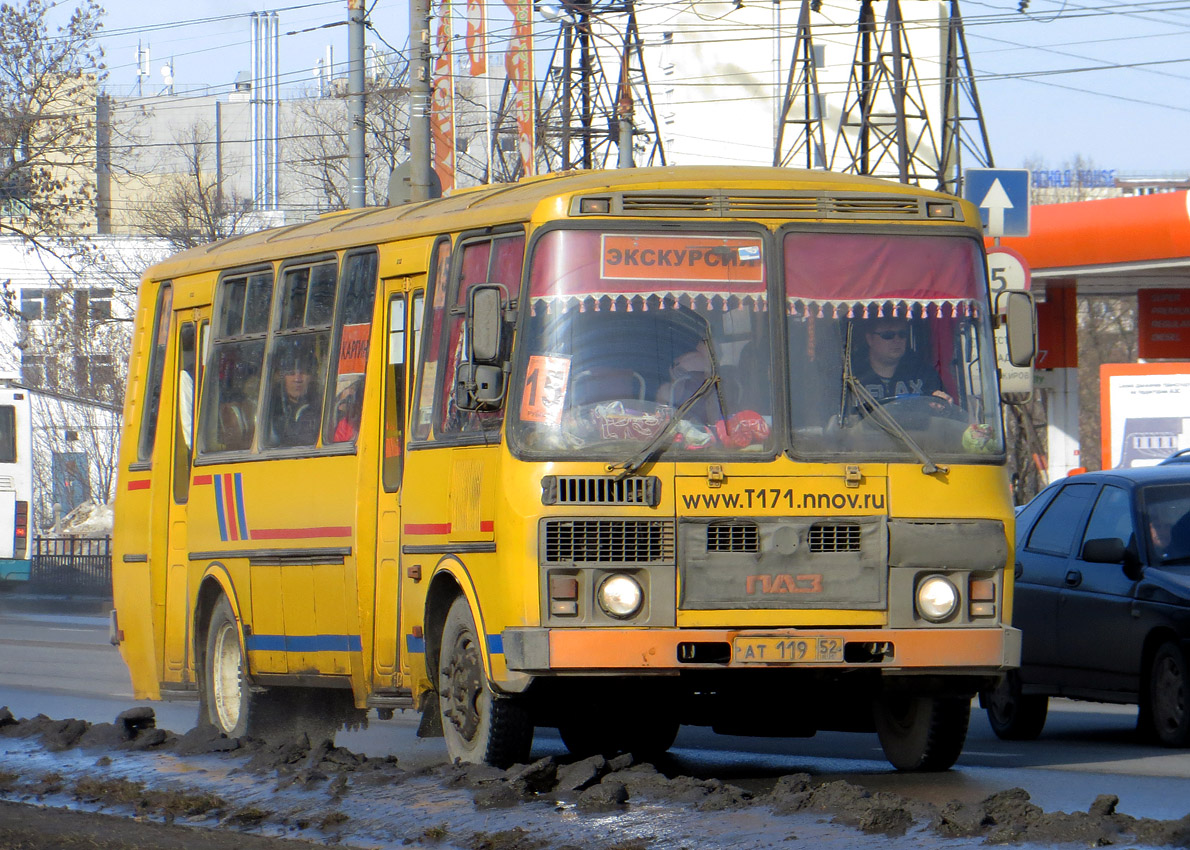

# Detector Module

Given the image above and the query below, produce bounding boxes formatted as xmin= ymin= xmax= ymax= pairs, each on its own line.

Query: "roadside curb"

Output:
xmin=0 ymin=592 xmax=112 ymax=616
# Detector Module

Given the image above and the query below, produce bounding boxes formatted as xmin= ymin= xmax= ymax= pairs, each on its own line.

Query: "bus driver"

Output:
xmin=854 ymin=318 xmax=952 ymax=405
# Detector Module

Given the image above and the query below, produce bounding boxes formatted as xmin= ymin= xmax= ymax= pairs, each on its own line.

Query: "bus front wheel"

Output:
xmin=437 ymin=597 xmax=532 ymax=768
xmin=203 ymin=596 xmax=264 ymax=739
xmin=873 ymin=693 xmax=969 ymax=771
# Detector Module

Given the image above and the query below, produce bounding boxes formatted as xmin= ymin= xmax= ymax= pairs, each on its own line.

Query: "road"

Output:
xmin=5 ymin=596 xmax=1190 ymax=822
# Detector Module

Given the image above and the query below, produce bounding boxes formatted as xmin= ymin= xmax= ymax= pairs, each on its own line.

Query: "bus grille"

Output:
xmin=808 ymin=523 xmax=861 ymax=552
xmin=706 ymin=521 xmax=759 ymax=553
xmin=578 ymin=191 xmax=940 ymax=221
xmin=542 ymin=519 xmax=675 ymax=563
xmin=541 ymin=475 xmax=660 ymax=507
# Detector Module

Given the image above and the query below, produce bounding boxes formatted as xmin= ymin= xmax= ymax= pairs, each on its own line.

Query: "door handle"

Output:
xmin=1014 ymin=561 xmax=1023 ymax=579
xmin=1064 ymin=569 xmax=1082 ymax=587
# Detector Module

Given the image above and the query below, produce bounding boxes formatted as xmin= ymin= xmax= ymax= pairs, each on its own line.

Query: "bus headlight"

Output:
xmin=597 ymin=574 xmax=643 ymax=619
xmin=916 ymin=575 xmax=958 ymax=622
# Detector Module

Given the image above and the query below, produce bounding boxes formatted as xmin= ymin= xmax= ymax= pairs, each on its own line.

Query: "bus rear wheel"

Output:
xmin=203 ymin=596 xmax=265 ymax=739
xmin=437 ymin=597 xmax=532 ymax=768
xmin=873 ymin=693 xmax=969 ymax=771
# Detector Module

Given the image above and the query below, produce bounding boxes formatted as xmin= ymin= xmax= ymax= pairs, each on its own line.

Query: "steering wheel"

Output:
xmin=877 ymin=393 xmax=968 ymax=423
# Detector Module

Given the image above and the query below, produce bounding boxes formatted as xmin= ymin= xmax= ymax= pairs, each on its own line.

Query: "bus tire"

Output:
xmin=873 ymin=693 xmax=969 ymax=771
xmin=438 ymin=597 xmax=532 ymax=768
xmin=983 ymin=672 xmax=1048 ymax=741
xmin=203 ymin=596 xmax=266 ymax=739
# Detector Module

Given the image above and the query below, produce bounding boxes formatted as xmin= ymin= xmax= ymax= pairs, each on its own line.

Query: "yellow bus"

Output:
xmin=112 ymin=166 xmax=1034 ymax=771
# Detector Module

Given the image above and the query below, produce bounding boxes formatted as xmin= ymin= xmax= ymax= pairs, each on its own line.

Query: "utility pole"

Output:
xmin=615 ymin=42 xmax=634 ymax=169
xmin=408 ymin=0 xmax=433 ymax=202
xmin=347 ymin=0 xmax=367 ymax=208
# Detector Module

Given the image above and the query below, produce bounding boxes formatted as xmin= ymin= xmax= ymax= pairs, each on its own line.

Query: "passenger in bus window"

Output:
xmin=270 ymin=344 xmax=322 ymax=446
xmin=333 ymin=377 xmax=364 ymax=442
xmin=853 ymin=318 xmax=952 ymax=404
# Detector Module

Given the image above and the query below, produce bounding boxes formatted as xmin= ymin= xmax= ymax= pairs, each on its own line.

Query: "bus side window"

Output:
xmin=137 ymin=283 xmax=173 ymax=462
xmin=439 ymin=232 xmax=524 ymax=436
xmin=412 ymin=238 xmax=451 ymax=441
xmin=260 ymin=260 xmax=336 ymax=449
xmin=199 ymin=271 xmax=272 ymax=454
xmin=0 ymin=405 xmax=15 ymax=463
xmin=382 ymin=294 xmax=407 ymax=491
xmin=325 ymin=251 xmax=378 ymax=445
xmin=173 ymin=322 xmax=196 ymax=504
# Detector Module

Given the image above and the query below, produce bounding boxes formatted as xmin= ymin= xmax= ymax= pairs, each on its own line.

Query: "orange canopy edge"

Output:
xmin=986 ymin=191 xmax=1190 ymax=271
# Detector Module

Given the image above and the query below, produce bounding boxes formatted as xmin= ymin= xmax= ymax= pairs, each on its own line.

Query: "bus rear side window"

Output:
xmin=0 ymin=406 xmax=15 ymax=463
xmin=137 ymin=284 xmax=173 ymax=462
xmin=200 ymin=271 xmax=273 ymax=453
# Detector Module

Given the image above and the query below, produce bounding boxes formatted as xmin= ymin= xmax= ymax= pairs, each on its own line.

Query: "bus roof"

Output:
xmin=143 ymin=166 xmax=975 ymax=281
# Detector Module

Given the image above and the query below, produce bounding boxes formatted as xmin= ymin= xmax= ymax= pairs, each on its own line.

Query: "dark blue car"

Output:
xmin=983 ymin=466 xmax=1190 ymax=745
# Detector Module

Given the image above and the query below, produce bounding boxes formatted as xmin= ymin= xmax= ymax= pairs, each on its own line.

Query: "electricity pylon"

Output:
xmin=775 ymin=0 xmax=992 ymax=194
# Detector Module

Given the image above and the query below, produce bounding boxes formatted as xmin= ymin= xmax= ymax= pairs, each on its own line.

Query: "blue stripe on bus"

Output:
xmin=213 ymin=475 xmax=228 ymax=542
xmin=246 ymin=634 xmax=363 ymax=653
xmin=402 ymin=634 xmax=502 ymax=655
xmin=233 ymin=472 xmax=249 ymax=538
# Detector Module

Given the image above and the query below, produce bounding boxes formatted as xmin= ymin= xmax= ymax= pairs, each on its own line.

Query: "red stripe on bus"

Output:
xmin=126 ymin=480 xmax=151 ymax=490
xmin=480 ymin=520 xmax=494 ymax=532
xmin=249 ymin=526 xmax=353 ymax=540
xmin=193 ymin=475 xmax=213 ymax=485
xmin=223 ymin=475 xmax=239 ymax=541
xmin=404 ymin=523 xmax=451 ymax=535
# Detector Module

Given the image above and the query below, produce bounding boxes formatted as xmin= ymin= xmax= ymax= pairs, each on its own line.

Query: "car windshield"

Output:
xmin=784 ymin=232 xmax=1004 ymax=462
xmin=510 ymin=228 xmax=773 ymax=459
xmin=1143 ymin=483 xmax=1190 ymax=565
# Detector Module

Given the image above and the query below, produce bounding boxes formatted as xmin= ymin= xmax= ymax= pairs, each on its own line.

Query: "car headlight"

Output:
xmin=916 ymin=575 xmax=959 ymax=622
xmin=597 ymin=574 xmax=643 ymax=619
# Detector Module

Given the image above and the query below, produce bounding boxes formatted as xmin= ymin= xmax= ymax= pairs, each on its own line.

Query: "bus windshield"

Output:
xmin=784 ymin=231 xmax=1004 ymax=461
xmin=513 ymin=228 xmax=773 ymax=458
xmin=512 ymin=227 xmax=1003 ymax=463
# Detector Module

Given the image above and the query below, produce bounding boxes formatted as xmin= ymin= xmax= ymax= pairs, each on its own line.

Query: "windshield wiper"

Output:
xmin=841 ymin=324 xmax=948 ymax=477
xmin=608 ymin=374 xmax=719 ymax=481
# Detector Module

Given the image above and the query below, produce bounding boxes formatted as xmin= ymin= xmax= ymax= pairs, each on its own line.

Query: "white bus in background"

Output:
xmin=0 ymin=375 xmax=32 ymax=582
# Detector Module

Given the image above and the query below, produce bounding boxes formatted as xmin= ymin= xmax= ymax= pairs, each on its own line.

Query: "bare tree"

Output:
xmin=1077 ymin=295 xmax=1138 ymax=471
xmin=286 ymin=76 xmax=410 ymax=211
xmin=0 ymin=0 xmax=104 ymax=242
xmin=132 ymin=122 xmax=255 ymax=251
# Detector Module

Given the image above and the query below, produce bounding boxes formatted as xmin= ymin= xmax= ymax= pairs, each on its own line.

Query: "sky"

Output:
xmin=74 ymin=0 xmax=1190 ymax=177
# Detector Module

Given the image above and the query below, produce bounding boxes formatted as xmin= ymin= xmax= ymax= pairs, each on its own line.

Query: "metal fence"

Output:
xmin=29 ymin=537 xmax=113 ymax=595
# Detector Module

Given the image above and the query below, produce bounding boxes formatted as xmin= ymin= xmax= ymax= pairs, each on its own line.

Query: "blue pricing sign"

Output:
xmin=964 ymin=169 xmax=1030 ymax=238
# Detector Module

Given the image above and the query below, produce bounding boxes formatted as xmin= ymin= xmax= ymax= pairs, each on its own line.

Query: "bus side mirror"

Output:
xmin=457 ymin=284 xmax=510 ymax=411
xmin=998 ymin=290 xmax=1036 ymax=368
xmin=468 ymin=284 xmax=507 ymax=365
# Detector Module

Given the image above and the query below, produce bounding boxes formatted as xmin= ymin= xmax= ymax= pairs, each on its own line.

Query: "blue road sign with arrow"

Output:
xmin=963 ymin=168 xmax=1030 ymax=238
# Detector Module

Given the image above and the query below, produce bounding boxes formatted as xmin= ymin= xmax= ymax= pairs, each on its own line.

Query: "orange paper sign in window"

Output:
xmin=600 ymin=235 xmax=764 ymax=283
xmin=338 ymin=323 xmax=371 ymax=375
xmin=520 ymin=354 xmax=571 ymax=426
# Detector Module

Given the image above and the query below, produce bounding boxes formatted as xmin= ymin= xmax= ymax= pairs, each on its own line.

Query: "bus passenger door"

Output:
xmin=165 ymin=314 xmax=207 ymax=680
xmin=373 ymin=284 xmax=422 ymax=688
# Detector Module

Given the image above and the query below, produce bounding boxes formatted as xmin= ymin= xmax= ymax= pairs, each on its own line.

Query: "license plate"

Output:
xmin=732 ymin=635 xmax=845 ymax=664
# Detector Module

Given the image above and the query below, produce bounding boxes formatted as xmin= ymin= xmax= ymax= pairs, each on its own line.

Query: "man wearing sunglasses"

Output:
xmin=856 ymin=318 xmax=953 ymax=404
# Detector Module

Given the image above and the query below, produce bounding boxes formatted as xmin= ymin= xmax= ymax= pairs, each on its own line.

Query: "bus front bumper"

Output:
xmin=502 ymin=625 xmax=1021 ymax=674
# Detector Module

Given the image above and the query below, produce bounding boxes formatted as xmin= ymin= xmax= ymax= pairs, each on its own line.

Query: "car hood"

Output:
xmin=1139 ymin=566 xmax=1190 ymax=605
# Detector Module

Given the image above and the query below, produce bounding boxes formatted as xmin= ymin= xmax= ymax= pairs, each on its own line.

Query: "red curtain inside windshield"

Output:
xmin=784 ymin=233 xmax=984 ymax=317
